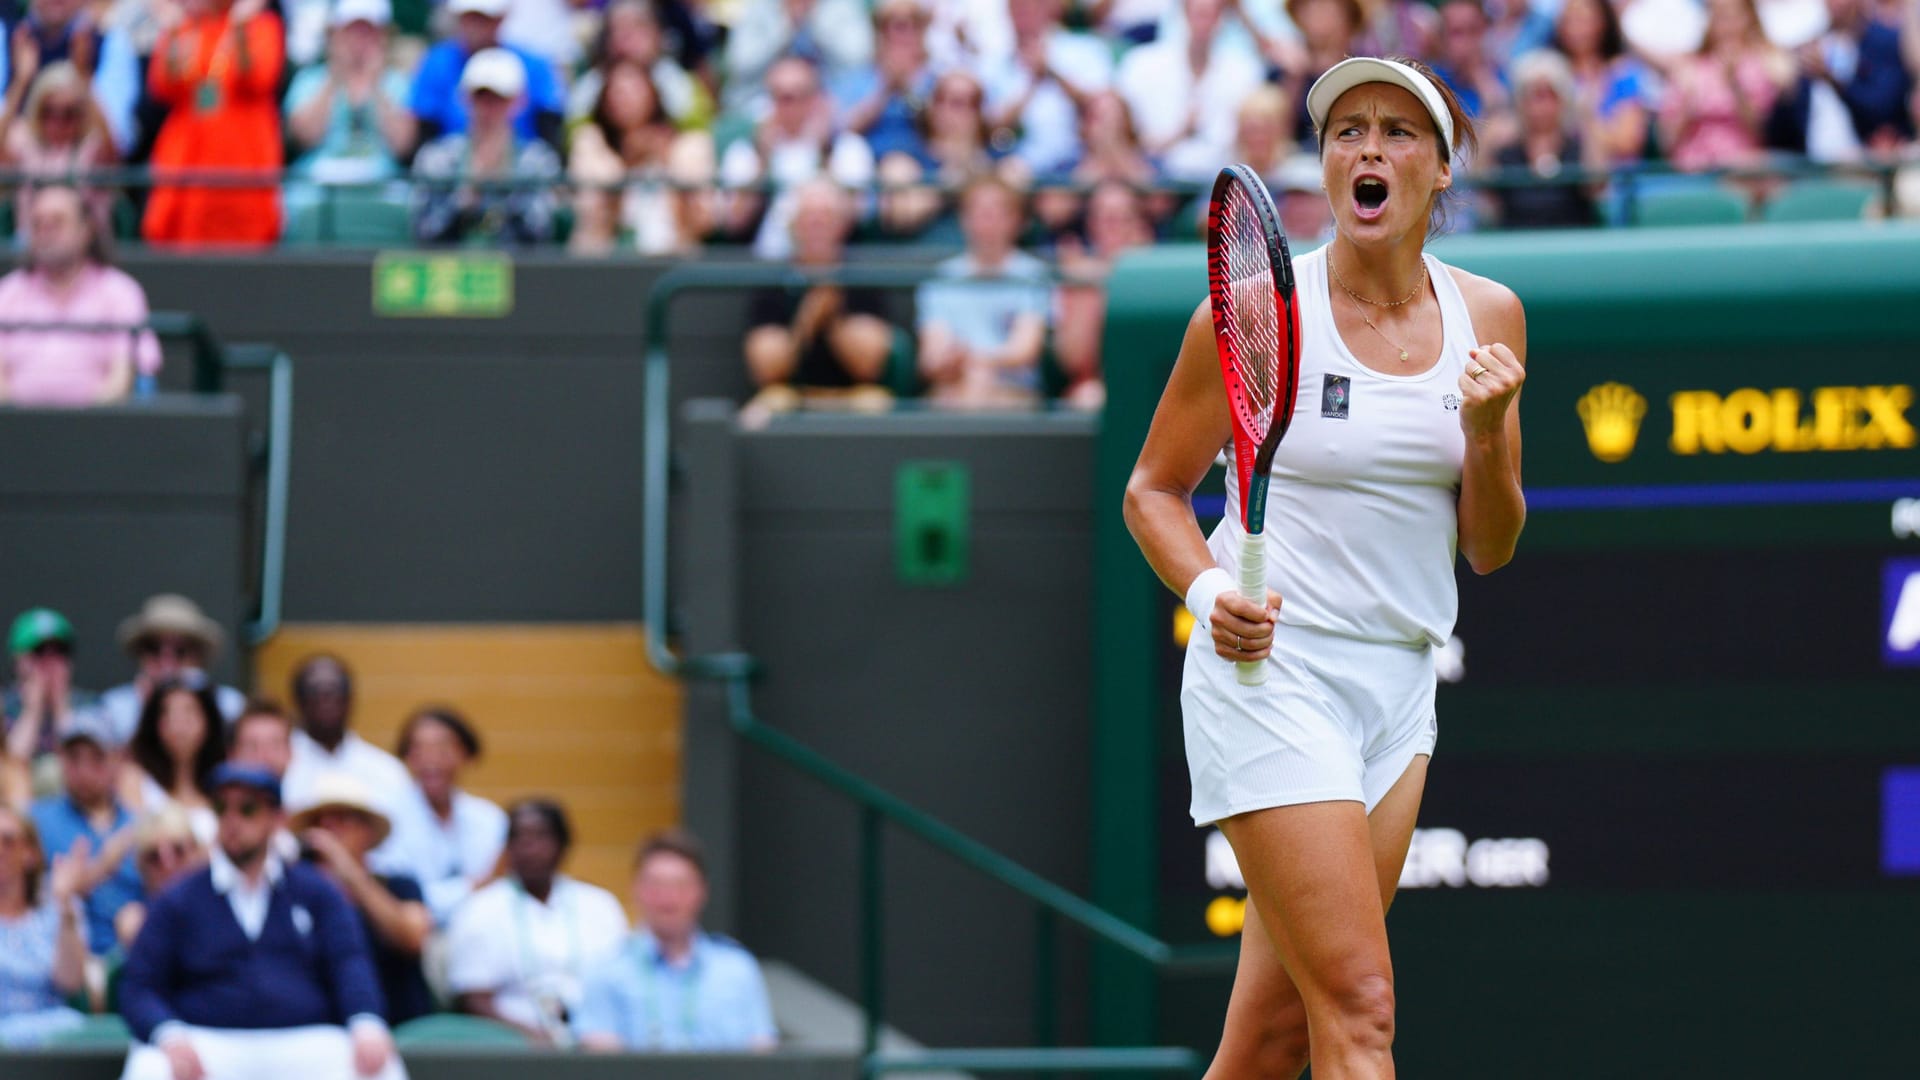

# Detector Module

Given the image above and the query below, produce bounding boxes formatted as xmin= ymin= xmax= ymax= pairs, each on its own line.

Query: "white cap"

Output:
xmin=330 ymin=0 xmax=390 ymax=27
xmin=460 ymin=47 xmax=526 ymax=99
xmin=449 ymin=0 xmax=510 ymax=18
xmin=1305 ymin=56 xmax=1455 ymax=156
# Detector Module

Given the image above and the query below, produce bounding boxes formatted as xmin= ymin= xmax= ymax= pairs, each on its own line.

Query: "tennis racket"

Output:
xmin=1206 ymin=163 xmax=1301 ymax=686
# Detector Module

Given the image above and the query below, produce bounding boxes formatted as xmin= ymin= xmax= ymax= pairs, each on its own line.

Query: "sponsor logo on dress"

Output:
xmin=1442 ymin=393 xmax=1461 ymax=412
xmin=1322 ymin=374 xmax=1350 ymax=419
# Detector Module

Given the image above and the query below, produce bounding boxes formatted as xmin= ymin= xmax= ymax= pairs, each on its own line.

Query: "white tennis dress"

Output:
xmin=1182 ymin=244 xmax=1474 ymax=825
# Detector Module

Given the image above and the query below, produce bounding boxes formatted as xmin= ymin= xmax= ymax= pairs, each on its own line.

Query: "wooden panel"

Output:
xmin=254 ymin=624 xmax=681 ymax=903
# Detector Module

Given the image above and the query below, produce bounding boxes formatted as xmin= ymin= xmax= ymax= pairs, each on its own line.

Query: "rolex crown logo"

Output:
xmin=1577 ymin=382 xmax=1647 ymax=463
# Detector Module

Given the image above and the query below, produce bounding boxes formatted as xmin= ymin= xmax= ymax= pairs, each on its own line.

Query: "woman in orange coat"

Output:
xmin=142 ymin=0 xmax=284 ymax=247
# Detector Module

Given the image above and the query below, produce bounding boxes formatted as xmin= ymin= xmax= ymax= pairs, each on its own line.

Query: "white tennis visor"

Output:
xmin=1306 ymin=57 xmax=1456 ymax=156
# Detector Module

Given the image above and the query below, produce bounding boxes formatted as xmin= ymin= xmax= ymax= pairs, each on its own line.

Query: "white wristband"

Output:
xmin=1184 ymin=567 xmax=1236 ymax=630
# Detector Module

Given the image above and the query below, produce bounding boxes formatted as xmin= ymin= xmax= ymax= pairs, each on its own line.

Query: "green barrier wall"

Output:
xmin=1094 ymin=222 xmax=1920 ymax=1073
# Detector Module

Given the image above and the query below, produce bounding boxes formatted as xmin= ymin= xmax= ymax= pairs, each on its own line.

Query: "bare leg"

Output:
xmin=1207 ymin=756 xmax=1430 ymax=1080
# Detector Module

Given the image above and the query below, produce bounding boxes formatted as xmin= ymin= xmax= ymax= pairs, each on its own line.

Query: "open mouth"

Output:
xmin=1353 ymin=177 xmax=1389 ymax=219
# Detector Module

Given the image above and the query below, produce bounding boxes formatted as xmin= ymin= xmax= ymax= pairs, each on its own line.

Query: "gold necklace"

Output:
xmin=1330 ymin=255 xmax=1428 ymax=363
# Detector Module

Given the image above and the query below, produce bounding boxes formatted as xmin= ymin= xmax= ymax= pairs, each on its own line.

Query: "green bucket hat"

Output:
xmin=10 ymin=608 xmax=75 ymax=656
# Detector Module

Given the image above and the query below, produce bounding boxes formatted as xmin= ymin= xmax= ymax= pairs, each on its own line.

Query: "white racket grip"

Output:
xmin=1236 ymin=531 xmax=1268 ymax=686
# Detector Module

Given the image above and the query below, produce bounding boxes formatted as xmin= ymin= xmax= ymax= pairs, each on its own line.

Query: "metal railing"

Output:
xmin=0 ymin=312 xmax=292 ymax=643
xmin=641 ymin=265 xmax=1236 ymax=1079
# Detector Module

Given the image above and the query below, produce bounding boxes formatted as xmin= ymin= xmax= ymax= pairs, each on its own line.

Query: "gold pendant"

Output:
xmin=1398 ymin=349 xmax=1409 ymax=362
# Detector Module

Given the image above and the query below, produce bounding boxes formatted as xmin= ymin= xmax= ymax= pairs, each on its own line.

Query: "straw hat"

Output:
xmin=287 ymin=773 xmax=392 ymax=846
xmin=116 ymin=594 xmax=225 ymax=661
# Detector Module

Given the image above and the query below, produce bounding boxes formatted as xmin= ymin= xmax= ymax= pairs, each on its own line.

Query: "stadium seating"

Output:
xmin=1760 ymin=178 xmax=1881 ymax=223
xmin=1629 ymin=186 xmax=1750 ymax=227
xmin=392 ymin=1013 xmax=533 ymax=1048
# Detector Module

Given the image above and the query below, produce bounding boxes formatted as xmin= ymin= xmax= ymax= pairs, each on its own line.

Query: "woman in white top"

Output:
xmin=383 ymin=706 xmax=508 ymax=924
xmin=120 ymin=679 xmax=226 ymax=845
xmin=1124 ymin=57 xmax=1526 ymax=1077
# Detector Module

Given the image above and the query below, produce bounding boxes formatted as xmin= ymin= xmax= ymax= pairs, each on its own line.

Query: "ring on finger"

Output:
xmin=1235 ymin=634 xmax=1243 ymax=651
xmin=1468 ymin=364 xmax=1485 ymax=380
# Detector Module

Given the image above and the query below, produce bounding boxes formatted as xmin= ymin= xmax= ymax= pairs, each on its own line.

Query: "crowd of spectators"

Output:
xmin=0 ymin=0 xmax=1899 ymax=247
xmin=0 ymin=595 xmax=777 ymax=1068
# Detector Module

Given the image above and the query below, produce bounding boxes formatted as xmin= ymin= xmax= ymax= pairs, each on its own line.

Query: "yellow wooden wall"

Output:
xmin=254 ymin=624 xmax=682 ymax=902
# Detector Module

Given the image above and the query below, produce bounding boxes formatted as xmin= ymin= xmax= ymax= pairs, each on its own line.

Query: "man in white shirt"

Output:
xmin=281 ymin=656 xmax=411 ymax=820
xmin=1117 ymin=0 xmax=1268 ymax=181
xmin=444 ymin=799 xmax=628 ymax=1046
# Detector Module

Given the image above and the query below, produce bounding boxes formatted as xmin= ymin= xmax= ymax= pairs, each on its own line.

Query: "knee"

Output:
xmin=1324 ymin=971 xmax=1396 ymax=1049
xmin=1257 ymin=1005 xmax=1312 ymax=1077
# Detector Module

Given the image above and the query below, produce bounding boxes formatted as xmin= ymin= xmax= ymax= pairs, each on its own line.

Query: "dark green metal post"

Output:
xmin=1033 ymin=907 xmax=1057 ymax=1048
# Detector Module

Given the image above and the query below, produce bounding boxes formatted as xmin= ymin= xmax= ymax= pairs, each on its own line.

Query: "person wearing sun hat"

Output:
xmin=4 ymin=607 xmax=100 ymax=774
xmin=289 ymin=773 xmax=435 ymax=1025
xmin=99 ymin=595 xmax=247 ymax=748
xmin=1125 ymin=54 xmax=1529 ymax=1076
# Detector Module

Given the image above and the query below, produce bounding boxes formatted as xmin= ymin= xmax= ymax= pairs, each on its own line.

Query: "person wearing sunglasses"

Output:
xmin=101 ymin=595 xmax=246 ymax=750
xmin=119 ymin=763 xmax=406 ymax=1080
xmin=3 ymin=608 xmax=100 ymax=798
xmin=112 ymin=806 xmax=204 ymax=950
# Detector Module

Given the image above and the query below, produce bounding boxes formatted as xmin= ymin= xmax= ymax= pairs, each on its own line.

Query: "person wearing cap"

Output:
xmin=140 ymin=0 xmax=285 ymax=248
xmin=4 ymin=607 xmax=99 ymax=780
xmin=290 ymin=773 xmax=433 ymax=1026
xmin=28 ymin=710 xmax=142 ymax=955
xmin=118 ymin=763 xmax=406 ymax=1080
xmin=408 ymin=0 xmax=563 ymax=149
xmin=1126 ymin=55 xmax=1526 ymax=1074
xmin=410 ymin=45 xmax=563 ymax=246
xmin=100 ymin=595 xmax=245 ymax=749
xmin=282 ymin=0 xmax=418 ymax=222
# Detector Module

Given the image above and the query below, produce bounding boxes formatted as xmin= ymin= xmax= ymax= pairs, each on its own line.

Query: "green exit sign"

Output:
xmin=372 ymin=252 xmax=514 ymax=317
xmin=895 ymin=461 xmax=970 ymax=586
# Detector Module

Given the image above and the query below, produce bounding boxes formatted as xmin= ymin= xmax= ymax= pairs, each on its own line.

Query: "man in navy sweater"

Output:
xmin=118 ymin=764 xmax=408 ymax=1080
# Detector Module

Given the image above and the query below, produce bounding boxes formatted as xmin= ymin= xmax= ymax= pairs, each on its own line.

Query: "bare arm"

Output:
xmin=983 ymin=311 xmax=1045 ymax=370
xmin=1122 ymin=301 xmax=1279 ymax=662
xmin=303 ymin=831 xmax=431 ymax=954
xmin=1450 ymin=270 xmax=1527 ymax=575
xmin=287 ymin=76 xmax=337 ymax=150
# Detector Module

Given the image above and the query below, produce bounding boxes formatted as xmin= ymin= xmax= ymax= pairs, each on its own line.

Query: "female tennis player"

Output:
xmin=1124 ymin=57 xmax=1526 ymax=1077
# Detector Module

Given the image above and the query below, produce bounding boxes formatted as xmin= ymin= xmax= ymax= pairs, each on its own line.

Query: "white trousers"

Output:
xmin=121 ymin=1025 xmax=411 ymax=1080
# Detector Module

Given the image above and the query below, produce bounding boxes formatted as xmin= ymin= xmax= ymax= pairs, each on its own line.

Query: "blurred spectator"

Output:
xmin=833 ymin=0 xmax=935 ymax=165
xmin=1432 ymin=0 xmax=1516 ymax=129
xmin=1487 ymin=0 xmax=1555 ymax=66
xmin=1550 ymin=0 xmax=1658 ymax=165
xmin=723 ymin=0 xmax=874 ymax=116
xmin=1230 ymin=85 xmax=1295 ymax=190
xmin=140 ymin=0 xmax=284 ymax=249
xmin=410 ymin=0 xmax=564 ymax=147
xmin=915 ymin=175 xmax=1050 ymax=408
xmin=1659 ymin=0 xmax=1795 ymax=172
xmin=0 ymin=186 xmax=160 ymax=408
xmin=1118 ymin=0 xmax=1264 ymax=181
xmin=121 ymin=677 xmax=225 ymax=841
xmin=1487 ymin=50 xmax=1601 ymax=228
xmin=1073 ymin=89 xmax=1159 ymax=187
xmin=1358 ymin=0 xmax=1438 ymax=69
xmin=1770 ymin=0 xmax=1913 ymax=159
xmin=718 ymin=55 xmax=874 ymax=259
xmin=1 ymin=62 xmax=117 ymax=237
xmin=742 ymin=179 xmax=895 ymax=417
xmin=101 ymin=594 xmax=245 ymax=748
xmin=446 ymin=798 xmax=628 ymax=1046
xmin=0 ymin=804 xmax=86 ymax=1048
xmin=28 ymin=713 xmax=140 ymax=955
xmin=3 ymin=609 xmax=96 ymax=776
xmin=1274 ymin=151 xmax=1334 ymax=247
xmin=282 ymin=655 xmax=411 ymax=817
xmin=568 ymin=59 xmax=716 ymax=255
xmin=380 ymin=706 xmax=505 ymax=926
xmin=112 ymin=806 xmax=204 ymax=950
xmin=653 ymin=0 xmax=723 ymax=82
xmin=1091 ymin=0 xmax=1175 ymax=45
xmin=1277 ymin=0 xmax=1366 ymax=144
xmin=1052 ymin=179 xmax=1153 ymax=411
xmin=117 ymin=764 xmax=405 ymax=1080
xmin=916 ymin=69 xmax=1003 ymax=184
xmin=978 ymin=0 xmax=1112 ymax=178
xmin=289 ymin=773 xmax=434 ymax=1026
xmin=567 ymin=0 xmax=710 ymax=129
xmin=500 ymin=0 xmax=593 ymax=73
xmin=412 ymin=49 xmax=563 ymax=246
xmin=573 ymin=829 xmax=777 ymax=1051
xmin=283 ymin=0 xmax=417 ymax=219
xmin=228 ymin=700 xmax=292 ymax=779
xmin=0 ymin=0 xmax=142 ymax=153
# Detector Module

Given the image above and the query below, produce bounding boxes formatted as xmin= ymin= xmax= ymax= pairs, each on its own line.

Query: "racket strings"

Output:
xmin=1216 ymin=185 xmax=1282 ymax=438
